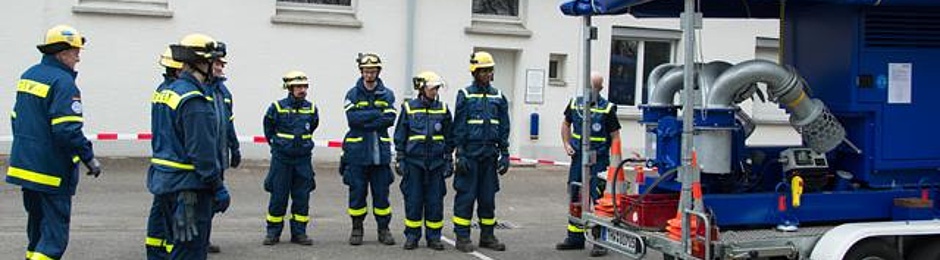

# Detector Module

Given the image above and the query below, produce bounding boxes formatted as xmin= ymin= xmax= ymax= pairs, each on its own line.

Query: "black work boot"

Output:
xmin=291 ymin=234 xmax=313 ymax=246
xmin=403 ymin=238 xmax=419 ymax=250
xmin=555 ymin=237 xmax=585 ymax=250
xmin=479 ymin=234 xmax=506 ymax=251
xmin=427 ymin=239 xmax=445 ymax=251
xmin=349 ymin=216 xmax=365 ymax=246
xmin=590 ymin=245 xmax=609 ymax=257
xmin=378 ymin=228 xmax=396 ymax=245
xmin=262 ymin=236 xmax=279 ymax=246
xmin=455 ymin=236 xmax=475 ymax=253
xmin=208 ymin=243 xmax=220 ymax=253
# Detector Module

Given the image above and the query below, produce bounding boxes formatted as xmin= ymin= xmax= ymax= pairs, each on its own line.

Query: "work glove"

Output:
xmin=230 ymin=149 xmax=241 ymax=168
xmin=338 ymin=153 xmax=347 ymax=176
xmin=442 ymin=156 xmax=454 ymax=179
xmin=455 ymin=157 xmax=469 ymax=176
xmin=172 ymin=191 xmax=199 ymax=243
xmin=83 ymin=158 xmax=102 ymax=178
xmin=394 ymin=154 xmax=405 ymax=176
xmin=213 ymin=185 xmax=231 ymax=213
xmin=497 ymin=153 xmax=510 ymax=175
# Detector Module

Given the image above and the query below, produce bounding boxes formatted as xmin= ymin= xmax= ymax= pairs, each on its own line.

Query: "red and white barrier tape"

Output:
xmin=0 ymin=132 xmax=571 ymax=166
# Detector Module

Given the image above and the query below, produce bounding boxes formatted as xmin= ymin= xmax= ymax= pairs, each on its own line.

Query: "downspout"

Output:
xmin=404 ymin=0 xmax=417 ymax=98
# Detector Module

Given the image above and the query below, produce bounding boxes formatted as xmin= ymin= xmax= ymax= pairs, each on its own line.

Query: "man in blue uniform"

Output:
xmin=262 ymin=70 xmax=319 ymax=246
xmin=6 ymin=24 xmax=102 ymax=260
xmin=145 ymin=47 xmax=184 ymax=260
xmin=148 ymin=33 xmax=229 ymax=260
xmin=554 ymin=72 xmax=620 ymax=257
xmin=393 ymin=71 xmax=454 ymax=251
xmin=342 ymin=52 xmax=397 ymax=246
xmin=452 ymin=51 xmax=511 ymax=252
xmin=206 ymin=51 xmax=239 ymax=254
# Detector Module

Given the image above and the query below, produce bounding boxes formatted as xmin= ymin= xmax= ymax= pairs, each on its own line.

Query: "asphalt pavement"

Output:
xmin=0 ymin=157 xmax=664 ymax=259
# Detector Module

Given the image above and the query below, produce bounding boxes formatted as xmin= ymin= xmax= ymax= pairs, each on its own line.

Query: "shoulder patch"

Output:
xmin=71 ymin=101 xmax=83 ymax=114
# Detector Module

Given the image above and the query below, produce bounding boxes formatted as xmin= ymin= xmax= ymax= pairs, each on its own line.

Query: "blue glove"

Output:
xmin=497 ymin=153 xmax=510 ymax=175
xmin=172 ymin=191 xmax=199 ymax=242
xmin=213 ymin=186 xmax=231 ymax=213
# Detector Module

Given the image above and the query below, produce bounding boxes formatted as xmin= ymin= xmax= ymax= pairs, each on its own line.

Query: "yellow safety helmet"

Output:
xmin=37 ymin=25 xmax=86 ymax=54
xmin=282 ymin=70 xmax=309 ymax=89
xmin=159 ymin=47 xmax=183 ymax=69
xmin=356 ymin=52 xmax=382 ymax=69
xmin=412 ymin=71 xmax=445 ymax=90
xmin=469 ymin=51 xmax=495 ymax=72
xmin=170 ymin=33 xmax=226 ymax=63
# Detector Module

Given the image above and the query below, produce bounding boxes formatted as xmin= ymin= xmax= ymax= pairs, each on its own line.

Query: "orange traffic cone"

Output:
xmin=594 ymin=139 xmax=626 ymax=217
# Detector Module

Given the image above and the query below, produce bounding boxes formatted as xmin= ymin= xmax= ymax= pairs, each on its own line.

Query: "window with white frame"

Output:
xmin=272 ymin=0 xmax=361 ymax=28
xmin=73 ymin=0 xmax=173 ymax=17
xmin=466 ymin=0 xmax=531 ymax=37
xmin=750 ymin=37 xmax=789 ymax=123
xmin=549 ymin=53 xmax=567 ymax=86
xmin=608 ymin=27 xmax=679 ymax=107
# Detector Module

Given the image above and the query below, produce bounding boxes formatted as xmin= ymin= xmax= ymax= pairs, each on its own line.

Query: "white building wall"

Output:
xmin=0 ymin=0 xmax=799 ymax=161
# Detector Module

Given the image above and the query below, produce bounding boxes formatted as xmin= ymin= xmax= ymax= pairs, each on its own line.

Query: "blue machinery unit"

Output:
xmin=563 ymin=0 xmax=940 ymax=228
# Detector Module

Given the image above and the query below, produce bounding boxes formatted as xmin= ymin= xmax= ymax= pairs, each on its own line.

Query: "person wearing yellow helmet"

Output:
xmin=342 ymin=52 xmax=398 ymax=246
xmin=145 ymin=46 xmax=184 ymax=260
xmin=149 ymin=33 xmax=229 ymax=259
xmin=261 ymin=70 xmax=319 ymax=246
xmin=451 ymin=51 xmax=511 ymax=252
xmin=393 ymin=71 xmax=454 ymax=250
xmin=7 ymin=24 xmax=101 ymax=260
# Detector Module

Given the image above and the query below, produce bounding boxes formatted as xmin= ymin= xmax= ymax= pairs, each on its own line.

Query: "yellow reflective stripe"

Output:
xmin=467 ymin=119 xmax=484 ymax=124
xmin=404 ymin=102 xmax=416 ymax=114
xmin=374 ymin=100 xmax=389 ymax=107
xmin=301 ymin=134 xmax=313 ymax=139
xmin=425 ymin=220 xmax=444 ymax=229
xmin=293 ymin=214 xmax=310 ymax=223
xmin=229 ymin=115 xmax=235 ymax=121
xmin=223 ymin=98 xmax=232 ymax=104
xmin=373 ymin=206 xmax=391 ymax=216
xmin=150 ymin=158 xmax=195 ymax=170
xmin=146 ymin=237 xmax=165 ymax=247
xmin=165 ymin=244 xmax=174 ymax=253
xmin=51 ymin=116 xmax=83 ymax=125
xmin=356 ymin=101 xmax=370 ymax=107
xmin=348 ymin=207 xmax=368 ymax=216
xmin=383 ymin=108 xmax=397 ymax=114
xmin=298 ymin=108 xmax=316 ymax=114
xmin=453 ymin=216 xmax=471 ymax=226
xmin=480 ymin=218 xmax=497 ymax=226
xmin=10 ymin=111 xmax=16 ymax=119
xmin=17 ymin=79 xmax=51 ymax=98
xmin=26 ymin=251 xmax=33 ymax=259
xmin=490 ymin=119 xmax=500 ymax=124
xmin=432 ymin=135 xmax=444 ymax=141
xmin=380 ymin=137 xmax=392 ymax=142
xmin=28 ymin=251 xmax=55 ymax=260
xmin=7 ymin=167 xmax=61 ymax=187
xmin=462 ymin=89 xmax=503 ymax=99
xmin=276 ymin=133 xmax=295 ymax=139
xmin=344 ymin=104 xmax=356 ymax=111
xmin=428 ymin=108 xmax=447 ymax=114
xmin=404 ymin=218 xmax=423 ymax=228
xmin=570 ymin=132 xmax=607 ymax=142
xmin=568 ymin=224 xmax=585 ymax=233
xmin=267 ymin=214 xmax=284 ymax=223
xmin=345 ymin=137 xmax=363 ymax=143
xmin=408 ymin=135 xmax=426 ymax=141
xmin=72 ymin=156 xmax=80 ymax=163
xmin=152 ymin=90 xmax=203 ymax=110
xmin=205 ymin=96 xmax=214 ymax=101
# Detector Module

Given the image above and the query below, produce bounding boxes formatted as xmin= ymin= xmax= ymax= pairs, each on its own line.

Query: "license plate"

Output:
xmin=601 ymin=227 xmax=642 ymax=254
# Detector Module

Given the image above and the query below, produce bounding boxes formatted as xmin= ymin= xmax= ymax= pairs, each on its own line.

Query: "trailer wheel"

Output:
xmin=842 ymin=238 xmax=900 ymax=260
xmin=908 ymin=239 xmax=940 ymax=260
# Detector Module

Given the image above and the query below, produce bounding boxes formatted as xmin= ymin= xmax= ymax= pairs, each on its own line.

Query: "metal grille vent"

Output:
xmin=865 ymin=8 xmax=940 ymax=48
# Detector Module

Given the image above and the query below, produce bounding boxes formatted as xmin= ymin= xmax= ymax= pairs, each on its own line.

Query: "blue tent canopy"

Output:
xmin=560 ymin=0 xmax=940 ymax=18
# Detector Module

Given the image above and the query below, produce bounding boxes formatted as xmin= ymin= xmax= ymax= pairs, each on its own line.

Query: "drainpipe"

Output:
xmin=404 ymin=0 xmax=417 ymax=98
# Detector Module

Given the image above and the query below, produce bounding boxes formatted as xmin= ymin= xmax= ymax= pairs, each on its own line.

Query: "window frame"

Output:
xmin=549 ymin=53 xmax=567 ymax=86
xmin=271 ymin=0 xmax=362 ymax=28
xmin=465 ymin=0 xmax=532 ymax=37
xmin=608 ymin=26 xmax=681 ymax=117
xmin=72 ymin=0 xmax=173 ymax=17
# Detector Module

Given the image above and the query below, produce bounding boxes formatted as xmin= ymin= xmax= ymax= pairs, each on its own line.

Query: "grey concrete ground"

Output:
xmin=0 ymin=158 xmax=664 ymax=260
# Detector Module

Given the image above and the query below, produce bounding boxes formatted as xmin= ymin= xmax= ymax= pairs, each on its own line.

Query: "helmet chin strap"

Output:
xmin=189 ymin=61 xmax=213 ymax=82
